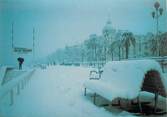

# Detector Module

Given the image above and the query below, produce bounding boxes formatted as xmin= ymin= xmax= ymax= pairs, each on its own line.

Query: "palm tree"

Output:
xmin=114 ymin=32 xmax=123 ymax=60
xmin=108 ymin=42 xmax=115 ymax=61
xmin=80 ymin=45 xmax=85 ymax=63
xmin=103 ymin=38 xmax=108 ymax=62
xmin=150 ymin=38 xmax=157 ymax=56
xmin=103 ymin=30 xmax=112 ymax=61
xmin=159 ymin=32 xmax=167 ymax=56
xmin=84 ymin=34 xmax=98 ymax=62
xmin=115 ymin=40 xmax=123 ymax=60
xmin=107 ymin=41 xmax=121 ymax=61
xmin=122 ymin=32 xmax=136 ymax=59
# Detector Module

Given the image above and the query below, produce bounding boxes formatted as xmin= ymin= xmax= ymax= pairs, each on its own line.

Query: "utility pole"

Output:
xmin=11 ymin=22 xmax=14 ymax=49
xmin=33 ymin=27 xmax=35 ymax=62
xmin=11 ymin=21 xmax=15 ymax=64
xmin=11 ymin=22 xmax=15 ymax=66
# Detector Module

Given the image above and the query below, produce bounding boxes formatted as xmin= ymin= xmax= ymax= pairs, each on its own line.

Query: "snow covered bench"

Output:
xmin=89 ymin=68 xmax=103 ymax=80
xmin=84 ymin=60 xmax=167 ymax=114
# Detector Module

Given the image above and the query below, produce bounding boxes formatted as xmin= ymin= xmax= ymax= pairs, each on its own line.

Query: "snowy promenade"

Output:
xmin=0 ymin=66 xmax=135 ymax=117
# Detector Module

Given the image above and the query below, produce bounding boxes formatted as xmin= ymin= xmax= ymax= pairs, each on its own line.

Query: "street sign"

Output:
xmin=14 ymin=47 xmax=32 ymax=54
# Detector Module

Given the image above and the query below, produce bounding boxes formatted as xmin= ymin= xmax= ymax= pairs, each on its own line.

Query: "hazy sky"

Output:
xmin=0 ymin=0 xmax=166 ymax=63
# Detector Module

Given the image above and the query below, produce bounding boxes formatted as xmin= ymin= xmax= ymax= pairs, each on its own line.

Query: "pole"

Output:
xmin=10 ymin=89 xmax=14 ymax=106
xmin=156 ymin=10 xmax=159 ymax=37
xmin=154 ymin=92 xmax=159 ymax=113
xmin=33 ymin=28 xmax=35 ymax=62
xmin=156 ymin=10 xmax=160 ymax=56
xmin=11 ymin=22 xmax=14 ymax=49
xmin=11 ymin=22 xmax=15 ymax=64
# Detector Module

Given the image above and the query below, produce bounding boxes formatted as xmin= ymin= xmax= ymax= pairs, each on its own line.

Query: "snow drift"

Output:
xmin=84 ymin=60 xmax=167 ymax=102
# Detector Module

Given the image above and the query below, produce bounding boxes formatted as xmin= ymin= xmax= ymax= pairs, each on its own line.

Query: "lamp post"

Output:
xmin=11 ymin=22 xmax=14 ymax=49
xmin=33 ymin=28 xmax=35 ymax=62
xmin=151 ymin=1 xmax=163 ymax=56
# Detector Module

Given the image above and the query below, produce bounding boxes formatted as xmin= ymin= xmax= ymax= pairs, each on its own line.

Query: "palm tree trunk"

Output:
xmin=112 ymin=52 xmax=114 ymax=61
xmin=104 ymin=47 xmax=107 ymax=62
xmin=125 ymin=46 xmax=129 ymax=59
xmin=81 ymin=53 xmax=84 ymax=63
xmin=122 ymin=47 xmax=124 ymax=59
xmin=133 ymin=46 xmax=136 ymax=58
xmin=95 ymin=46 xmax=97 ymax=61
xmin=118 ymin=46 xmax=121 ymax=61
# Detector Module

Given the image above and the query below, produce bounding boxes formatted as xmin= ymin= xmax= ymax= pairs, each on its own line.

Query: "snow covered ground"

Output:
xmin=0 ymin=66 xmax=135 ymax=117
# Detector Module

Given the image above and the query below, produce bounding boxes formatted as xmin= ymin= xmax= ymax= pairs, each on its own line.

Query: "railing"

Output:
xmin=126 ymin=56 xmax=167 ymax=73
xmin=0 ymin=69 xmax=35 ymax=105
xmin=56 ymin=56 xmax=167 ymax=73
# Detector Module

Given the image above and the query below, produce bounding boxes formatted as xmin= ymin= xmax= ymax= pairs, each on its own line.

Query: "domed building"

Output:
xmin=102 ymin=19 xmax=116 ymax=44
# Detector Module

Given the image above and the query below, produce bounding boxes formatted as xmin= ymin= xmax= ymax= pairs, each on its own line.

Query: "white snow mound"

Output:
xmin=84 ymin=60 xmax=167 ymax=101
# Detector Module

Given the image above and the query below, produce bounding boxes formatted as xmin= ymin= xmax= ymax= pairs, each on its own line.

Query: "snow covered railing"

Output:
xmin=0 ymin=66 xmax=14 ymax=85
xmin=58 ymin=61 xmax=106 ymax=68
xmin=125 ymin=56 xmax=167 ymax=73
xmin=84 ymin=60 xmax=167 ymax=114
xmin=126 ymin=56 xmax=167 ymax=61
xmin=0 ymin=69 xmax=35 ymax=105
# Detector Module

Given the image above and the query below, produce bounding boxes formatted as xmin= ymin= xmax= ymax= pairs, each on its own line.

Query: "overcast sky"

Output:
xmin=0 ymin=0 xmax=166 ymax=62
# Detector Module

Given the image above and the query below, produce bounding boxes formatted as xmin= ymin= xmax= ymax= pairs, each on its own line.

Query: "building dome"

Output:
xmin=102 ymin=19 xmax=116 ymax=40
xmin=102 ymin=19 xmax=113 ymax=34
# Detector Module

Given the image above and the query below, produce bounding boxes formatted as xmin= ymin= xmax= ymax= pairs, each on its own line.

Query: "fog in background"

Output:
xmin=0 ymin=0 xmax=166 ymax=66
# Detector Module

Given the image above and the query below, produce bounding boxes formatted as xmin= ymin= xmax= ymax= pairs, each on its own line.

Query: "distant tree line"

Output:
xmin=46 ymin=31 xmax=167 ymax=65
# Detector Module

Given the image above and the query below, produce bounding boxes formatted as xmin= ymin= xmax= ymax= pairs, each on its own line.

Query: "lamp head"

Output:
xmin=152 ymin=11 xmax=155 ymax=18
xmin=159 ymin=8 xmax=163 ymax=15
xmin=154 ymin=1 xmax=160 ymax=10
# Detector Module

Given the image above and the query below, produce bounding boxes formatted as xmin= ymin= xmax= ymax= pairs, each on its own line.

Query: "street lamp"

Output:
xmin=33 ymin=28 xmax=35 ymax=62
xmin=151 ymin=1 xmax=163 ymax=56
